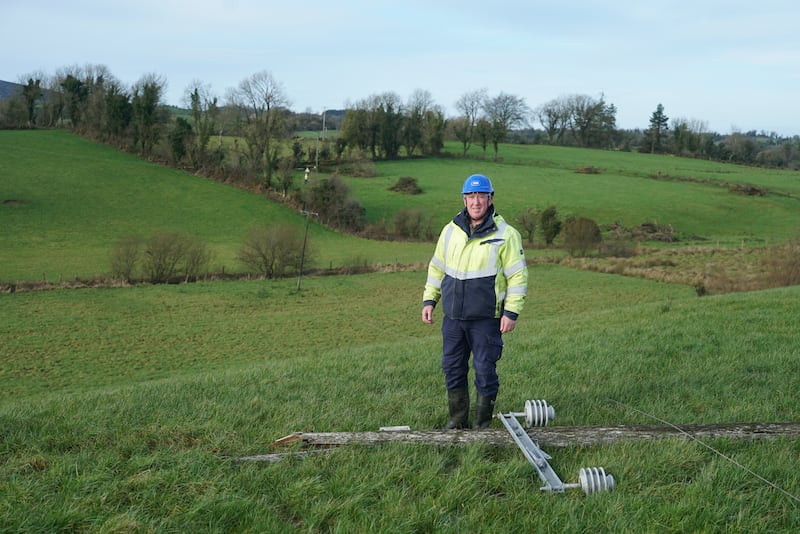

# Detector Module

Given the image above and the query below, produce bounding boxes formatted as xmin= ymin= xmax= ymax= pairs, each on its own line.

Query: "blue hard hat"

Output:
xmin=461 ymin=174 xmax=494 ymax=194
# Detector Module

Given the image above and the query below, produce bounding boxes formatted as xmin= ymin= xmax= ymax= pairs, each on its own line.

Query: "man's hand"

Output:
xmin=421 ymin=304 xmax=434 ymax=324
xmin=500 ymin=315 xmax=517 ymax=334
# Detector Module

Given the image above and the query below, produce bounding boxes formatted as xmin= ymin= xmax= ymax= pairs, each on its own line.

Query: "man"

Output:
xmin=422 ymin=174 xmax=528 ymax=429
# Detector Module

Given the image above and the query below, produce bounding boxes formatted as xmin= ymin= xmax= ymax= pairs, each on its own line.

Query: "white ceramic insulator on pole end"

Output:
xmin=579 ymin=467 xmax=615 ymax=494
xmin=524 ymin=399 xmax=556 ymax=427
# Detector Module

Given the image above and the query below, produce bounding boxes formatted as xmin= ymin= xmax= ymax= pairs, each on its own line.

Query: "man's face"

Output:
xmin=463 ymin=192 xmax=493 ymax=223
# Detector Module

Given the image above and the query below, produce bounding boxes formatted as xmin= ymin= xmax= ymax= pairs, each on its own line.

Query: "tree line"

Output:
xmin=2 ymin=63 xmax=799 ymax=179
xmin=5 ymin=64 xmax=799 ymax=288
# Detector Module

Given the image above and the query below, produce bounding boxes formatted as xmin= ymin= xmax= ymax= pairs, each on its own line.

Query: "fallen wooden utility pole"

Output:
xmin=237 ymin=422 xmax=800 ymax=463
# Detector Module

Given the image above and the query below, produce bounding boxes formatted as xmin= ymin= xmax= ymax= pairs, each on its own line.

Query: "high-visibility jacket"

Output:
xmin=423 ymin=205 xmax=528 ymax=321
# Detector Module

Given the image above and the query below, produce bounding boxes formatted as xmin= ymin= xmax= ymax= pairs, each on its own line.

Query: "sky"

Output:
xmin=3 ymin=0 xmax=799 ymax=136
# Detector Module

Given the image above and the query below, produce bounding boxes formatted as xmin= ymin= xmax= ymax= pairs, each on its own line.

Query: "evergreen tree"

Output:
xmin=644 ymin=103 xmax=669 ymax=153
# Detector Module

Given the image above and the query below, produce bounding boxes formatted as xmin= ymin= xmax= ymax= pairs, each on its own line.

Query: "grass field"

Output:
xmin=3 ymin=130 xmax=800 ymax=283
xmin=2 ymin=270 xmax=800 ymax=531
xmin=0 ymin=130 xmax=430 ymax=283
xmin=2 ymin=130 xmax=800 ymax=531
xmin=356 ymin=145 xmax=800 ymax=244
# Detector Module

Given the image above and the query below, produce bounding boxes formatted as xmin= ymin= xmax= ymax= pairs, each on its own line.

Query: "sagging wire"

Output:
xmin=607 ymin=397 xmax=800 ymax=505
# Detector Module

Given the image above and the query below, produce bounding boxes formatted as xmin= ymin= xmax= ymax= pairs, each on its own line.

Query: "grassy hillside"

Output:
xmin=2 ymin=130 xmax=800 ymax=530
xmin=0 ymin=130 xmax=430 ymax=282
xmin=351 ymin=143 xmax=800 ymax=243
xmin=3 ymin=130 xmax=800 ymax=283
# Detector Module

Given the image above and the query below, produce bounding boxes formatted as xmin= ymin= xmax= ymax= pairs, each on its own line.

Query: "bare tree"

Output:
xmin=454 ymin=88 xmax=487 ymax=156
xmin=534 ymin=98 xmax=570 ymax=145
xmin=482 ymin=92 xmax=530 ymax=159
xmin=227 ymin=70 xmax=291 ymax=187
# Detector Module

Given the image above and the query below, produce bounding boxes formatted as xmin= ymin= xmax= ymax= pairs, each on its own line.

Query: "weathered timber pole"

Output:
xmin=236 ymin=423 xmax=800 ymax=463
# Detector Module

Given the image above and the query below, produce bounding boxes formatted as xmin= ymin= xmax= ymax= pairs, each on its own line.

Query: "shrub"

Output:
xmin=300 ymin=175 xmax=366 ymax=232
xmin=539 ymin=205 xmax=562 ymax=245
xmin=183 ymin=235 xmax=212 ymax=282
xmin=142 ymin=230 xmax=189 ymax=283
xmin=563 ymin=216 xmax=602 ymax=256
xmin=336 ymin=151 xmax=378 ymax=177
xmin=238 ymin=223 xmax=306 ymax=278
xmin=389 ymin=176 xmax=423 ymax=195
xmin=111 ymin=232 xmax=209 ymax=284
xmin=392 ymin=208 xmax=431 ymax=240
xmin=599 ymin=237 xmax=637 ymax=258
xmin=360 ymin=220 xmax=390 ymax=240
xmin=515 ymin=207 xmax=539 ymax=245
xmin=110 ymin=234 xmax=142 ymax=282
xmin=634 ymin=222 xmax=678 ymax=242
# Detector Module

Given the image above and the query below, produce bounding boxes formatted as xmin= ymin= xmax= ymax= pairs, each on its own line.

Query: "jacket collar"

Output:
xmin=454 ymin=205 xmax=497 ymax=237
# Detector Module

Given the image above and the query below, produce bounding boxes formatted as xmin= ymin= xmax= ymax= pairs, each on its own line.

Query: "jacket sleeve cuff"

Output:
xmin=423 ymin=300 xmax=437 ymax=308
xmin=503 ymin=311 xmax=519 ymax=321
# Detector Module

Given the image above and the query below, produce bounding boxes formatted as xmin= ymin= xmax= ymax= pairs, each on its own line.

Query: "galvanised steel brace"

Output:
xmin=497 ymin=400 xmax=615 ymax=495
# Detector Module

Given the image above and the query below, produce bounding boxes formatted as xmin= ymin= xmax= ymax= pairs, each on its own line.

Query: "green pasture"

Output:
xmin=3 ymin=130 xmax=800 ymax=282
xmin=2 ymin=130 xmax=800 ymax=530
xmin=2 ymin=269 xmax=800 ymax=530
xmin=347 ymin=143 xmax=800 ymax=244
xmin=0 ymin=130 xmax=429 ymax=282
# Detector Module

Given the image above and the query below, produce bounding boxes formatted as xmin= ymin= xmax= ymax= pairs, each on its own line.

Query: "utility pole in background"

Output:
xmin=297 ymin=208 xmax=318 ymax=291
xmin=298 ymin=108 xmax=325 ymax=291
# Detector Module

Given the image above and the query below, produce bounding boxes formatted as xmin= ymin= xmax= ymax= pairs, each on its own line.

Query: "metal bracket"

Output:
xmin=497 ymin=400 xmax=615 ymax=495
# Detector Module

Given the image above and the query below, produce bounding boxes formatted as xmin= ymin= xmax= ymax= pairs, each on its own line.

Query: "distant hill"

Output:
xmin=0 ymin=80 xmax=23 ymax=100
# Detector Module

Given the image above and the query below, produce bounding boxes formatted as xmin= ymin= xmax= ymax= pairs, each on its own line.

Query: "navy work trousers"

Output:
xmin=441 ymin=315 xmax=504 ymax=397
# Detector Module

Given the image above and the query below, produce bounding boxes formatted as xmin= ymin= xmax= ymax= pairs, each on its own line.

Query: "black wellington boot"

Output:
xmin=473 ymin=395 xmax=496 ymax=429
xmin=445 ymin=388 xmax=470 ymax=429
